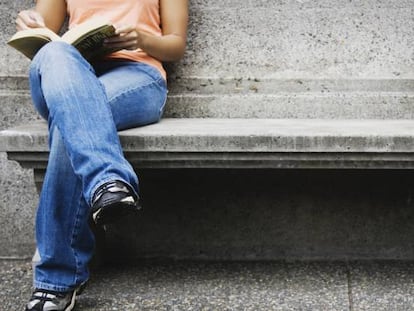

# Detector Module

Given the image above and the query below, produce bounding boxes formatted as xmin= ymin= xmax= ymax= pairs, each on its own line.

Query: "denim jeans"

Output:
xmin=29 ymin=42 xmax=167 ymax=292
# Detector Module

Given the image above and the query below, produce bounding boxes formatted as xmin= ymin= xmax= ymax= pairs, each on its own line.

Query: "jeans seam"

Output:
xmin=69 ymin=191 xmax=83 ymax=287
xmin=107 ymin=77 xmax=164 ymax=107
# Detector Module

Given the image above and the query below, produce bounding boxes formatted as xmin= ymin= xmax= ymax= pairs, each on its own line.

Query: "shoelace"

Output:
xmin=29 ymin=289 xmax=66 ymax=306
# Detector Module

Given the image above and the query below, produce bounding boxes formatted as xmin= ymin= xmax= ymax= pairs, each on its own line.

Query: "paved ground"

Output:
xmin=2 ymin=259 xmax=414 ymax=310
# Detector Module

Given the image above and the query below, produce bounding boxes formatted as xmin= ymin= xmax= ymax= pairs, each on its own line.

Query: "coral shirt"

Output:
xmin=66 ymin=0 xmax=166 ymax=79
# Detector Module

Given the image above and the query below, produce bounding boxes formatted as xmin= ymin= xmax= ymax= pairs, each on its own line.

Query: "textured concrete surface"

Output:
xmin=3 ymin=77 xmax=414 ymax=120
xmin=0 ymin=79 xmax=40 ymax=258
xmin=0 ymin=0 xmax=32 ymax=76
xmin=178 ymin=0 xmax=414 ymax=79
xmin=349 ymin=261 xmax=414 ymax=311
xmin=166 ymin=91 xmax=414 ymax=119
xmin=166 ymin=77 xmax=414 ymax=119
xmin=0 ymin=153 xmax=38 ymax=258
xmin=3 ymin=259 xmax=414 ymax=310
xmin=5 ymin=118 xmax=414 ymax=153
xmin=2 ymin=1 xmax=414 ymax=78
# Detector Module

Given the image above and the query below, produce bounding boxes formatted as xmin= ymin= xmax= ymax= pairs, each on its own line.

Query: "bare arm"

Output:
xmin=16 ymin=0 xmax=66 ymax=33
xmin=105 ymin=0 xmax=188 ymax=62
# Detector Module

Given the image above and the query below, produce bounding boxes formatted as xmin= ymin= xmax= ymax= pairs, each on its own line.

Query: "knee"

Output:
xmin=30 ymin=42 xmax=87 ymax=73
xmin=33 ymin=41 xmax=71 ymax=62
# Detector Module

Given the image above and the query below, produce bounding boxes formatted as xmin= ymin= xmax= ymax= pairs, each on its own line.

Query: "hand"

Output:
xmin=104 ymin=25 xmax=143 ymax=51
xmin=16 ymin=10 xmax=45 ymax=31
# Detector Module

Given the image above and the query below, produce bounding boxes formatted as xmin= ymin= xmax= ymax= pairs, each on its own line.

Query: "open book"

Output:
xmin=7 ymin=18 xmax=120 ymax=61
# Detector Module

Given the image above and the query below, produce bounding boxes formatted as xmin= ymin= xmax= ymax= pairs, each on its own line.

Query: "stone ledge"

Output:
xmin=2 ymin=118 xmax=414 ymax=169
xmin=3 ymin=76 xmax=413 ymax=119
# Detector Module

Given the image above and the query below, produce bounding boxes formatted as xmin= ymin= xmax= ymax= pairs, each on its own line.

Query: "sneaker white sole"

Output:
xmin=65 ymin=291 xmax=77 ymax=311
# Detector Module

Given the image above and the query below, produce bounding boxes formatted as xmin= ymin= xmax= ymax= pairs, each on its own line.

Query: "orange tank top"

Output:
xmin=66 ymin=0 xmax=166 ymax=79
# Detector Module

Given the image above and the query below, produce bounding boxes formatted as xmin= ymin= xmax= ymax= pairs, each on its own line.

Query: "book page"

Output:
xmin=61 ymin=18 xmax=114 ymax=44
xmin=8 ymin=27 xmax=61 ymax=42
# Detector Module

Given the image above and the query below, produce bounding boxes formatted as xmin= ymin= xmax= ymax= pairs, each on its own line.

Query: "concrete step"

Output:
xmin=2 ymin=76 xmax=414 ymax=119
xmin=3 ymin=259 xmax=414 ymax=310
xmin=167 ymin=92 xmax=414 ymax=119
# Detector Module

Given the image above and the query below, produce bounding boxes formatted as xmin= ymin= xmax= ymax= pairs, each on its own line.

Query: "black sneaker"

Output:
xmin=25 ymin=288 xmax=76 ymax=311
xmin=91 ymin=180 xmax=141 ymax=226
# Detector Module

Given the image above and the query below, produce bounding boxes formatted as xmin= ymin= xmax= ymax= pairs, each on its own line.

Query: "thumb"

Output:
xmin=29 ymin=11 xmax=45 ymax=27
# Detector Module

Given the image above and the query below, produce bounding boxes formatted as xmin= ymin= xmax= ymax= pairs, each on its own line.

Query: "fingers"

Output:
xmin=16 ymin=10 xmax=45 ymax=31
xmin=114 ymin=24 xmax=136 ymax=35
xmin=104 ymin=25 xmax=140 ymax=50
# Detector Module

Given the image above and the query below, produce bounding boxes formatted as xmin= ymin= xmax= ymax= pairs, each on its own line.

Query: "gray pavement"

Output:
xmin=2 ymin=260 xmax=414 ymax=310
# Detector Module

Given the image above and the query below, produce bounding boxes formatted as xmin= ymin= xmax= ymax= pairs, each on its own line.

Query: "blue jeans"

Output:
xmin=29 ymin=42 xmax=167 ymax=292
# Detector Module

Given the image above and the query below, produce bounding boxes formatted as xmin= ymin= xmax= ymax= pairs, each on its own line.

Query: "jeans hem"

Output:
xmin=89 ymin=175 xmax=138 ymax=206
xmin=33 ymin=281 xmax=81 ymax=293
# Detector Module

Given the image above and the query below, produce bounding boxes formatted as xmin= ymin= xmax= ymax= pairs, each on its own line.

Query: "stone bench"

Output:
xmin=3 ymin=118 xmax=414 ymax=172
xmin=2 ymin=116 xmax=414 ymax=194
xmin=3 ymin=124 xmax=414 ymax=260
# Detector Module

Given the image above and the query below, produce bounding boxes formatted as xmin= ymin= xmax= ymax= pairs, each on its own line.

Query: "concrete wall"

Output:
xmin=3 ymin=1 xmax=413 ymax=78
xmin=176 ymin=0 xmax=414 ymax=79
xmin=1 ymin=0 xmax=414 ymax=259
xmin=0 ymin=0 xmax=41 ymax=257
